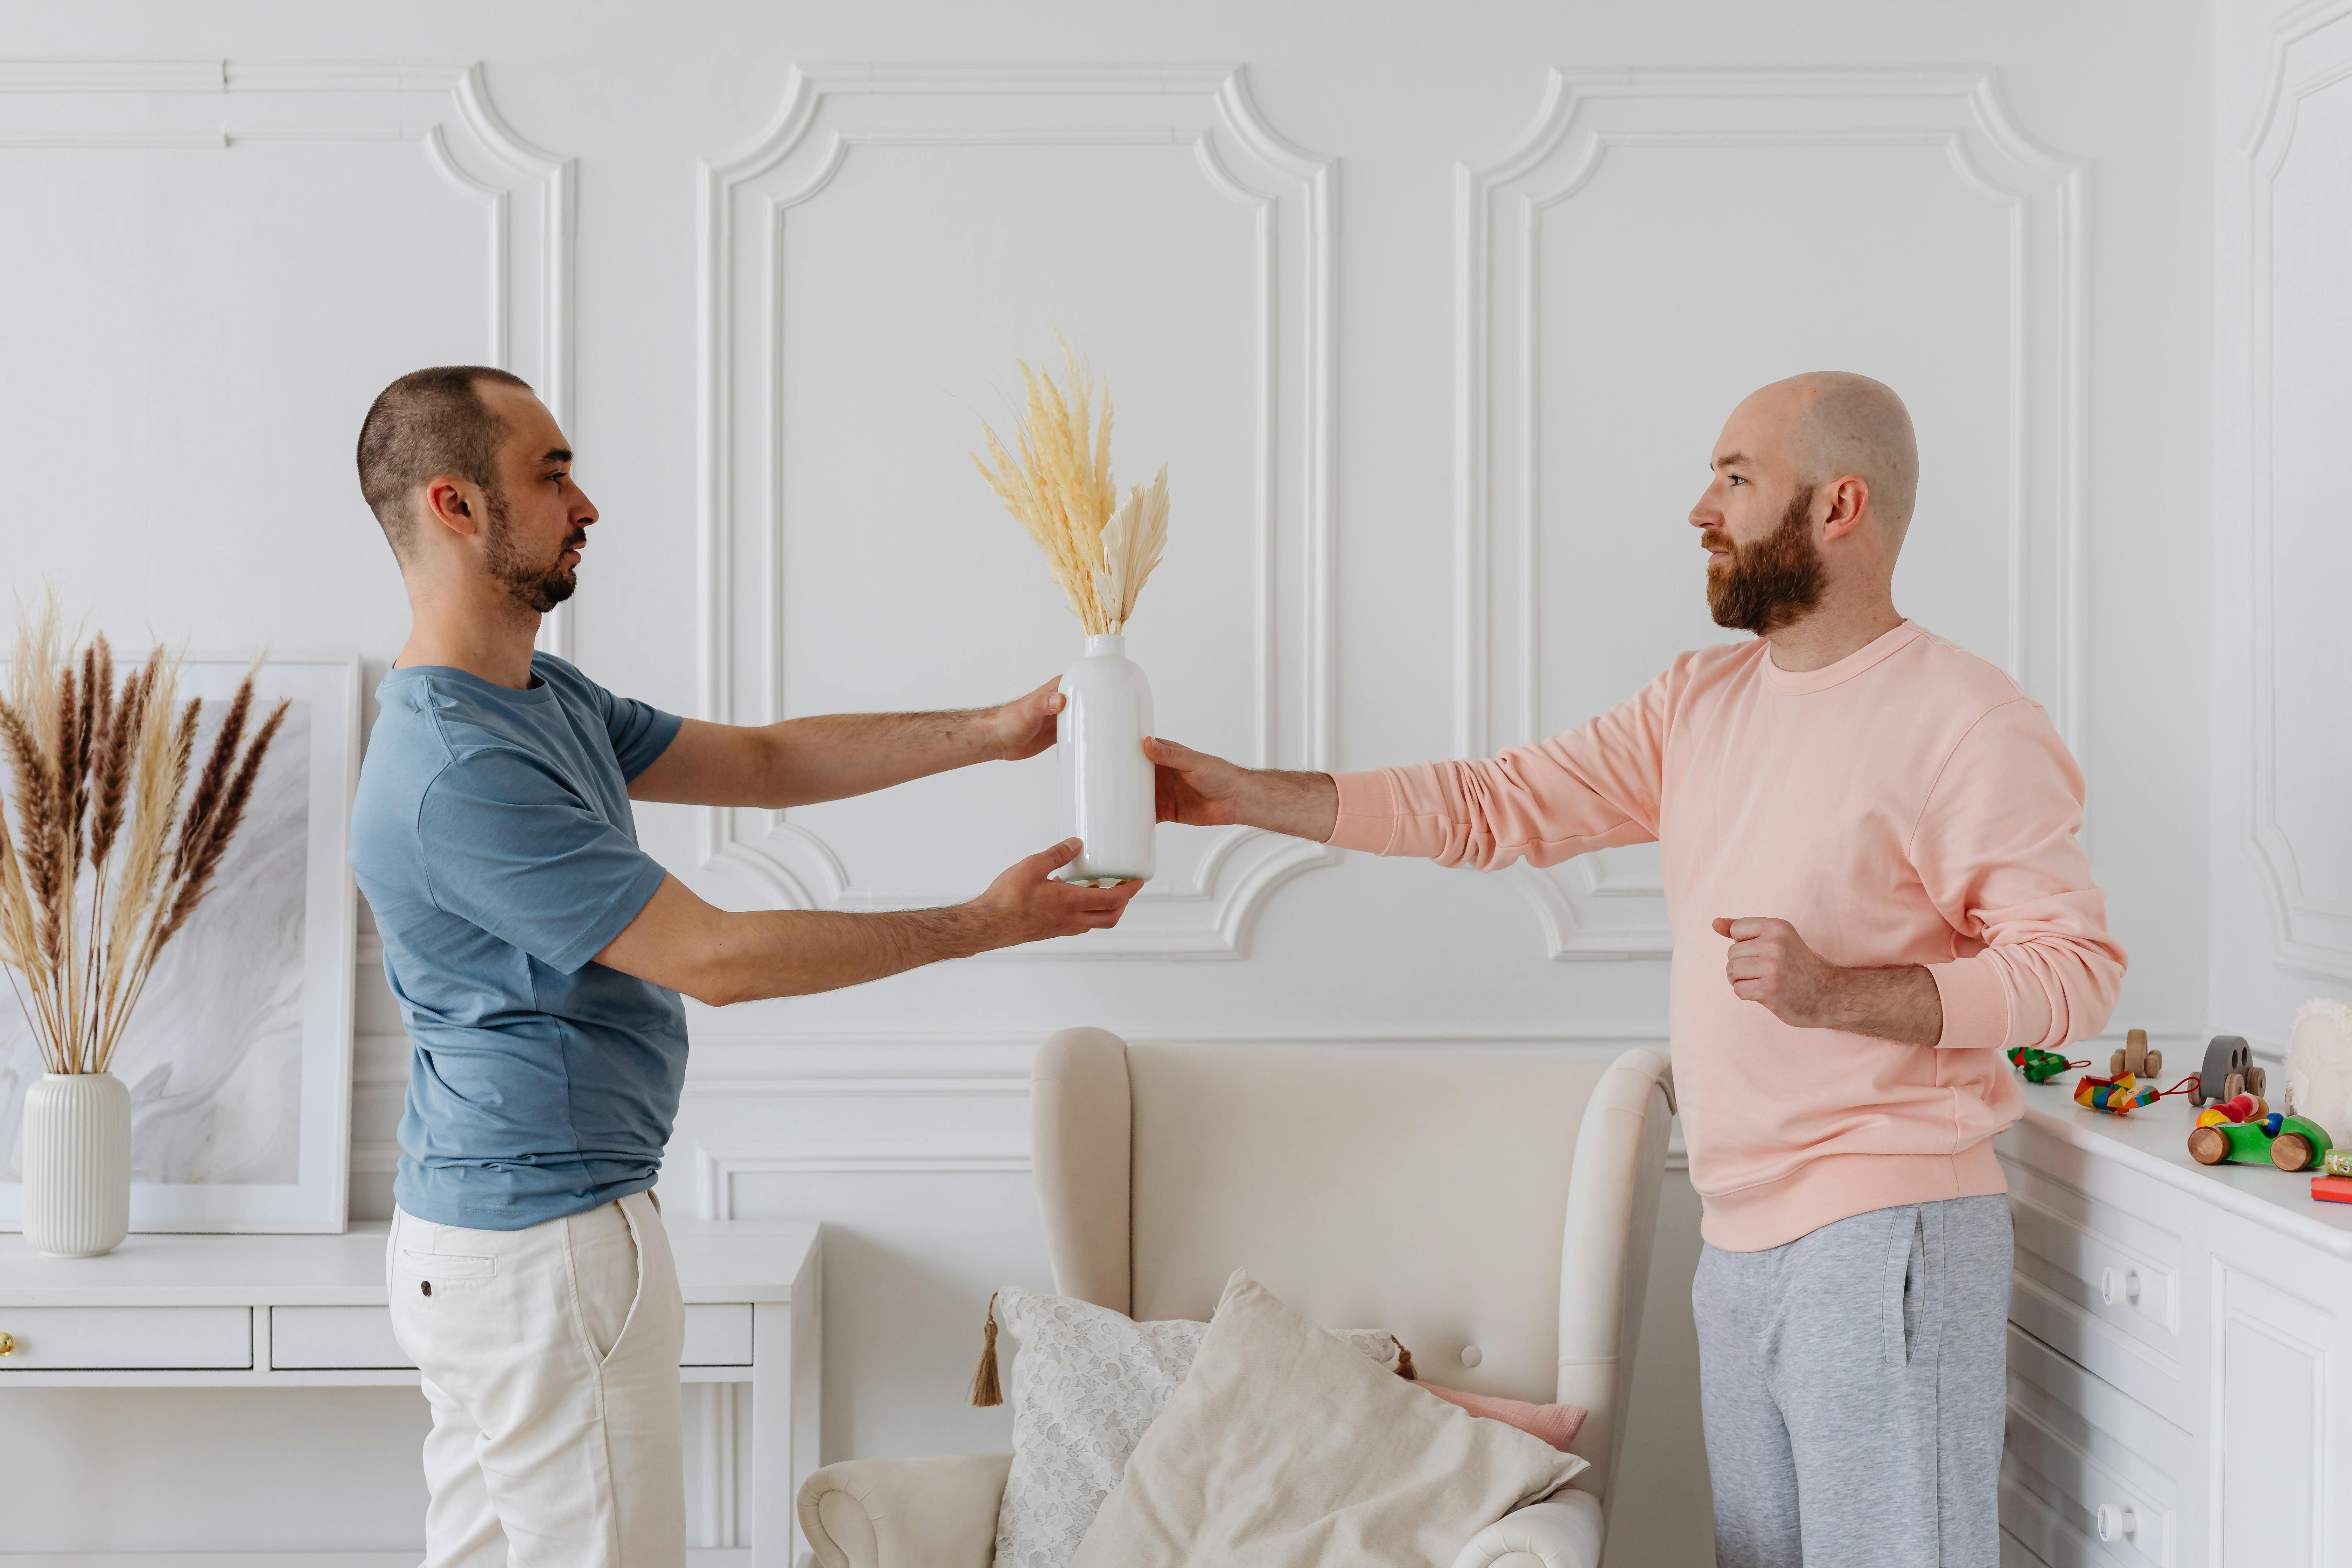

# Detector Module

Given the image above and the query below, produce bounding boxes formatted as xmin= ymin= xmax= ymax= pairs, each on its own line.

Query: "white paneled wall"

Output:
xmin=2211 ymin=0 xmax=2352 ymax=1056
xmin=0 ymin=2 xmax=2214 ymax=1562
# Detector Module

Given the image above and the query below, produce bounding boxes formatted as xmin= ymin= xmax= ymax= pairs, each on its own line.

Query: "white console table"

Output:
xmin=0 ymin=1218 xmax=820 ymax=1567
xmin=1996 ymin=1082 xmax=2351 ymax=1568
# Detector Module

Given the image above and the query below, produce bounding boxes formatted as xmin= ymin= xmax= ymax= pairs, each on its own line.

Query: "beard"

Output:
xmin=481 ymin=484 xmax=582 ymax=614
xmin=1705 ymin=486 xmax=1824 ymax=634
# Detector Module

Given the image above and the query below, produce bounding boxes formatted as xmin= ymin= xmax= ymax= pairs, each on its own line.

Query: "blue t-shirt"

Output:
xmin=348 ymin=652 xmax=686 ymax=1231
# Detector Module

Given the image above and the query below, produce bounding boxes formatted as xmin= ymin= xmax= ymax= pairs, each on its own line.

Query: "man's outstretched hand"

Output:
xmin=971 ymin=838 xmax=1142 ymax=946
xmin=989 ymin=678 xmax=1067 ymax=762
xmin=1143 ymin=737 xmax=1340 ymax=843
xmin=1712 ymin=916 xmax=1944 ymax=1046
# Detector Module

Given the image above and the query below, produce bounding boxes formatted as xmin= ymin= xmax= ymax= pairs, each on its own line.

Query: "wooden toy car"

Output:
xmin=2188 ymin=1035 xmax=2267 ymax=1107
xmin=2188 ymin=1112 xmax=2334 ymax=1171
xmin=2109 ymin=1028 xmax=2163 ymax=1082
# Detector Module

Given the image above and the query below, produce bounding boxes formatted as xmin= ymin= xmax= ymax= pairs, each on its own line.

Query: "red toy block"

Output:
xmin=2314 ymin=1175 xmax=2352 ymax=1205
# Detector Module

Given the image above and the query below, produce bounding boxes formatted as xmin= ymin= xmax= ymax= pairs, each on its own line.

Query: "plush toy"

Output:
xmin=2109 ymin=1028 xmax=2163 ymax=1082
xmin=2008 ymin=1046 xmax=2086 ymax=1083
xmin=2286 ymin=999 xmax=2352 ymax=1144
xmin=2189 ymin=1036 xmax=2266 ymax=1107
xmin=2076 ymin=1072 xmax=2199 ymax=1115
xmin=2188 ymin=1111 xmax=2334 ymax=1171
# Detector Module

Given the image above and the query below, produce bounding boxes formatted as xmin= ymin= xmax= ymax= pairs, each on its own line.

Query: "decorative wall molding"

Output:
xmin=2241 ymin=5 xmax=2352 ymax=979
xmin=0 ymin=58 xmax=578 ymax=658
xmin=693 ymin=1142 xmax=1032 ymax=1220
xmin=693 ymin=62 xmax=1335 ymax=957
xmin=1454 ymin=66 xmax=2085 ymax=960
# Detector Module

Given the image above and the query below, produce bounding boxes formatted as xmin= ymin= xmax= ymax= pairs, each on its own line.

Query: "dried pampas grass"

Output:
xmin=0 ymin=587 xmax=286 ymax=1076
xmin=972 ymin=339 xmax=1170 ymax=635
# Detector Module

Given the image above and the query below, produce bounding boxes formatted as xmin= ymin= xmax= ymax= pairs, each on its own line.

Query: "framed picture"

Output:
xmin=0 ymin=652 xmax=361 ymax=1233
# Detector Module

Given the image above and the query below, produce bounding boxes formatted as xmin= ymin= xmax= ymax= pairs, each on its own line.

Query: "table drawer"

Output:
xmin=681 ymin=1303 xmax=750 ymax=1365
xmin=272 ymin=1305 xmax=412 ymax=1369
xmin=0 ymin=1306 xmax=252 ymax=1369
xmin=2000 ymin=1149 xmax=2195 ymax=1428
xmin=266 ymin=1303 xmax=751 ymax=1369
xmin=2001 ymin=1326 xmax=2187 ymax=1568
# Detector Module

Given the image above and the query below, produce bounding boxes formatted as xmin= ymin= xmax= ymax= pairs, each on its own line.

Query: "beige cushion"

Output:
xmin=1072 ymin=1270 xmax=1586 ymax=1568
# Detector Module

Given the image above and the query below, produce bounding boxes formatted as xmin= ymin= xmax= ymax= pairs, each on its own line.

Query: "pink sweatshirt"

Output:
xmin=1328 ymin=621 xmax=2124 ymax=1252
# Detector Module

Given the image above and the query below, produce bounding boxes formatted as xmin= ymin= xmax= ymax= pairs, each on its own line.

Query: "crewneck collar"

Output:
xmin=1757 ymin=619 xmax=1925 ymax=696
xmin=383 ymin=657 xmax=553 ymax=701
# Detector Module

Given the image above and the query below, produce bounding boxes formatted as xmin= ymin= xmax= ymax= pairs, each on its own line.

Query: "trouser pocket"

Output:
xmin=1882 ymin=1205 xmax=1927 ymax=1368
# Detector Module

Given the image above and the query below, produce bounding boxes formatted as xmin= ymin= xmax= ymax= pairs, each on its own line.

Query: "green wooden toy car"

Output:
xmin=2188 ymin=1112 xmax=2334 ymax=1172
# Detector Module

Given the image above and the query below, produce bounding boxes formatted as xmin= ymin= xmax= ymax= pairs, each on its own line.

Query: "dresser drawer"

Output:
xmin=266 ymin=1302 xmax=751 ymax=1369
xmin=271 ymin=1305 xmax=412 ymax=1369
xmin=2001 ymin=1326 xmax=2188 ymax=1568
xmin=681 ymin=1303 xmax=751 ymax=1365
xmin=2000 ymin=1145 xmax=2196 ymax=1428
xmin=0 ymin=1306 xmax=252 ymax=1370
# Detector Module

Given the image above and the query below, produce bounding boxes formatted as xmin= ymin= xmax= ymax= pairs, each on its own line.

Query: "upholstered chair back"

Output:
xmin=1030 ymin=1028 xmax=1675 ymax=1506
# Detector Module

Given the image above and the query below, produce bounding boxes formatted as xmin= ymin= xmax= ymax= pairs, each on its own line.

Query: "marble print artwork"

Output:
xmin=1 ymin=700 xmax=312 ymax=1186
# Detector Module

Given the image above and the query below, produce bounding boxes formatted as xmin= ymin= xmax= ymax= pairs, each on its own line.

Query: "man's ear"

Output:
xmin=1817 ymin=474 xmax=1872 ymax=544
xmin=421 ymin=477 xmax=482 ymax=539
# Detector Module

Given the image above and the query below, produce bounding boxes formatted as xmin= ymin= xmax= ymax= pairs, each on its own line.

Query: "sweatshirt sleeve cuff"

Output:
xmin=1928 ymin=955 xmax=2014 ymax=1052
xmin=1327 ymin=770 xmax=1400 ymax=853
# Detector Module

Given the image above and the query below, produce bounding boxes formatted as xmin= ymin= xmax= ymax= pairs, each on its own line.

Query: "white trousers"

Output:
xmin=387 ymin=1190 xmax=687 ymax=1568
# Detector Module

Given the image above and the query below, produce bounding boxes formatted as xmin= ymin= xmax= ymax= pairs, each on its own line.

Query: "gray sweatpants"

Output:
xmin=1692 ymin=1195 xmax=2012 ymax=1568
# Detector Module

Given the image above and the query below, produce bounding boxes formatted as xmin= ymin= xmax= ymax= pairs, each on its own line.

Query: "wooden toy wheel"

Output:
xmin=2273 ymin=1133 xmax=2316 ymax=1173
xmin=2188 ymin=1126 xmax=2231 ymax=1166
xmin=2224 ymin=1071 xmax=2247 ymax=1101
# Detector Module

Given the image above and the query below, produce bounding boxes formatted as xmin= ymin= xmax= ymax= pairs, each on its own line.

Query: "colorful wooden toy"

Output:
xmin=2077 ymin=1071 xmax=2199 ymax=1116
xmin=2008 ymin=1046 xmax=2085 ymax=1083
xmin=2189 ymin=1035 xmax=2267 ymax=1107
xmin=2109 ymin=1027 xmax=2163 ymax=1082
xmin=2323 ymin=1147 xmax=2352 ymax=1178
xmin=2188 ymin=1112 xmax=2335 ymax=1171
xmin=2314 ymin=1175 xmax=2352 ymax=1205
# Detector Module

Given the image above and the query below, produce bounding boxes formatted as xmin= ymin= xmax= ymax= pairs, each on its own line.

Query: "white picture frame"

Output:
xmin=0 ymin=651 xmax=361 ymax=1233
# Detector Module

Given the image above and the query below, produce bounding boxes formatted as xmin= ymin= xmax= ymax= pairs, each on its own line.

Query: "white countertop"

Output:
xmin=0 ymin=1219 xmax=820 ymax=1307
xmin=2006 ymin=1072 xmax=2352 ymax=1261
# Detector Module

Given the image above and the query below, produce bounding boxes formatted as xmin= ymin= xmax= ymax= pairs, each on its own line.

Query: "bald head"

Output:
xmin=1770 ymin=371 xmax=1919 ymax=548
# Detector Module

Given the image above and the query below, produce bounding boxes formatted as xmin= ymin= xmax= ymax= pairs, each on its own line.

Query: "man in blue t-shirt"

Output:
xmin=348 ymin=365 xmax=1138 ymax=1567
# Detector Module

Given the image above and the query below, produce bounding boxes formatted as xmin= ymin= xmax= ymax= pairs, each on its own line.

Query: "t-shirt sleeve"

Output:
xmin=416 ymin=749 xmax=672 ymax=973
xmin=600 ymin=688 xmax=684 ymax=783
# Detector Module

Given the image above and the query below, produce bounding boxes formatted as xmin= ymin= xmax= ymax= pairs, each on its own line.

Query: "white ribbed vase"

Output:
xmin=1056 ymin=633 xmax=1156 ymax=886
xmin=22 ymin=1073 xmax=131 ymax=1258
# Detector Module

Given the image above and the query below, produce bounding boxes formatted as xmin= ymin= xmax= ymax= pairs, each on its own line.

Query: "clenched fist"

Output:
xmin=1712 ymin=917 xmax=1837 ymax=1027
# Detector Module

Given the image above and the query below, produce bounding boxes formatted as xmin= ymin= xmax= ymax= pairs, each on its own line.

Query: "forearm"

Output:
xmin=1236 ymin=769 xmax=1342 ymax=841
xmin=1822 ymin=964 xmax=1944 ymax=1047
xmin=761 ymin=710 xmax=1000 ymax=807
xmin=699 ymin=904 xmax=999 ymax=1003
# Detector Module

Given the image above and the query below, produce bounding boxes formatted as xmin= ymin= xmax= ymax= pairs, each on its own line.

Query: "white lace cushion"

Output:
xmin=989 ymin=1287 xmax=1406 ymax=1568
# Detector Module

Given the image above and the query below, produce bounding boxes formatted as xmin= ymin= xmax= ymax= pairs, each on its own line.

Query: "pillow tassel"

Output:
xmin=969 ymin=1291 xmax=1003 ymax=1407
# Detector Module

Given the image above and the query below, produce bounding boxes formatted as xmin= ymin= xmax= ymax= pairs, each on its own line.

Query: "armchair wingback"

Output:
xmin=1032 ymin=1030 xmax=1675 ymax=1508
xmin=799 ymin=1030 xmax=1676 ymax=1568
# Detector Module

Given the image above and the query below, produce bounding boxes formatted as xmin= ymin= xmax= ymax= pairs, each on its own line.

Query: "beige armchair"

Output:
xmin=799 ymin=1030 xmax=1676 ymax=1568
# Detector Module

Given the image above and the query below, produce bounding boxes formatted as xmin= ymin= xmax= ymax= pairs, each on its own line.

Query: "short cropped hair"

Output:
xmin=356 ymin=365 xmax=532 ymax=557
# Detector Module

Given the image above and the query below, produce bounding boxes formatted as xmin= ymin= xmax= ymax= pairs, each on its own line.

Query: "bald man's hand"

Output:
xmin=1712 ymin=916 xmax=1944 ymax=1046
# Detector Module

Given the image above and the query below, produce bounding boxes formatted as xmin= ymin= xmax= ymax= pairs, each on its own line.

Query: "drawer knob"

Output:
xmin=0 ymin=1330 xmax=13 ymax=1357
xmin=2095 ymin=1503 xmax=2137 ymax=1542
xmin=2099 ymin=1267 xmax=2142 ymax=1307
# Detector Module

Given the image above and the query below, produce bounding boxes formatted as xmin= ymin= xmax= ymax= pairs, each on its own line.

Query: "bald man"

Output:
xmin=1148 ymin=374 xmax=2124 ymax=1567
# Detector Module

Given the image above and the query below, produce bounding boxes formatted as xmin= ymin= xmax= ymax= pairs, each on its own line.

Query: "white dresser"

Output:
xmin=0 ymin=1218 xmax=820 ymax=1566
xmin=1997 ymin=1082 xmax=2351 ymax=1568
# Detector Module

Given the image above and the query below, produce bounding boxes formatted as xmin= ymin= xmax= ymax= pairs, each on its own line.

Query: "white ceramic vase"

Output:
xmin=22 ymin=1072 xmax=131 ymax=1258
xmin=1057 ymin=633 xmax=1156 ymax=886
